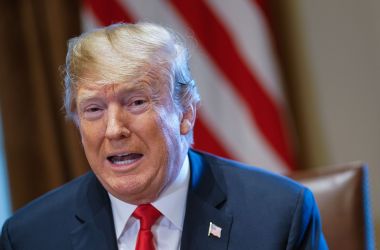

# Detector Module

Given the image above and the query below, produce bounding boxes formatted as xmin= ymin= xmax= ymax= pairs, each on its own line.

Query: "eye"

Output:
xmin=81 ymin=105 xmax=104 ymax=120
xmin=131 ymin=99 xmax=147 ymax=106
xmin=127 ymin=97 xmax=149 ymax=114
xmin=85 ymin=106 xmax=102 ymax=112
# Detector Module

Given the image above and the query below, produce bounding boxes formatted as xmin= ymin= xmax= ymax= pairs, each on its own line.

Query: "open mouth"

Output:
xmin=107 ymin=153 xmax=143 ymax=165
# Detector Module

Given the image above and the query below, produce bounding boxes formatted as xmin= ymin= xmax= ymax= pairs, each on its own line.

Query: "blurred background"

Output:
xmin=0 ymin=0 xmax=378 ymax=246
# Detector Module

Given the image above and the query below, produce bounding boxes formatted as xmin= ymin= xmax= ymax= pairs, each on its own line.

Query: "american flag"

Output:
xmin=81 ymin=0 xmax=296 ymax=172
xmin=208 ymin=222 xmax=222 ymax=238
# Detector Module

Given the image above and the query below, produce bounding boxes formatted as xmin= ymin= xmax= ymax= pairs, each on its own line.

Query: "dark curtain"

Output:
xmin=0 ymin=0 xmax=88 ymax=210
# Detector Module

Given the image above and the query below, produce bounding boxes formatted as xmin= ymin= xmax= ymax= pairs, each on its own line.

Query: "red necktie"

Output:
xmin=132 ymin=204 xmax=162 ymax=250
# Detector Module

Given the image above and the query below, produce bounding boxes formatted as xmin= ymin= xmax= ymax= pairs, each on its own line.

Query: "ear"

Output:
xmin=180 ymin=104 xmax=196 ymax=135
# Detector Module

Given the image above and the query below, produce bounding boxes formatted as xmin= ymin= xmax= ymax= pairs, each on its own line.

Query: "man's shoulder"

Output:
xmin=191 ymin=149 xmax=305 ymax=198
xmin=5 ymin=172 xmax=94 ymax=226
xmin=187 ymin=150 xmax=326 ymax=249
xmin=1 ymin=172 xmax=103 ymax=249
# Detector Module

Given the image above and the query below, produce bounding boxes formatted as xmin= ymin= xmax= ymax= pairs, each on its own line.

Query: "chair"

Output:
xmin=288 ymin=162 xmax=375 ymax=250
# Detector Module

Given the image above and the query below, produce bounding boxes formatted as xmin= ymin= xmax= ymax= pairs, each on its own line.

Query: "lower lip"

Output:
xmin=106 ymin=156 xmax=143 ymax=172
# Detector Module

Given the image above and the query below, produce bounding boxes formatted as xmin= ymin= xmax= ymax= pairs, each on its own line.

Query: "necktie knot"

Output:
xmin=132 ymin=204 xmax=161 ymax=250
xmin=133 ymin=204 xmax=162 ymax=229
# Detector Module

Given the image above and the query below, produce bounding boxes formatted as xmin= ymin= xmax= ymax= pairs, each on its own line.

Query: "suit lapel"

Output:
xmin=181 ymin=150 xmax=233 ymax=250
xmin=70 ymin=173 xmax=118 ymax=250
xmin=69 ymin=151 xmax=233 ymax=250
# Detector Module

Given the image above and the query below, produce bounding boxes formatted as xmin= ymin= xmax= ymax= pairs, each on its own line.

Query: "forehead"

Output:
xmin=76 ymin=70 xmax=171 ymax=101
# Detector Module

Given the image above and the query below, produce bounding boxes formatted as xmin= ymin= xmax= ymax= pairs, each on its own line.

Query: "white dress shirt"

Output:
xmin=108 ymin=156 xmax=190 ymax=250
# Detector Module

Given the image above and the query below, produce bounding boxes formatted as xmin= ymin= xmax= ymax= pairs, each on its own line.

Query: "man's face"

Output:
xmin=76 ymin=71 xmax=190 ymax=204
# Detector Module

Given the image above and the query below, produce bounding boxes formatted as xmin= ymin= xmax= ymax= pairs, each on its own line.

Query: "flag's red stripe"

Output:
xmin=251 ymin=0 xmax=281 ymax=64
xmin=83 ymin=0 xmax=133 ymax=25
xmin=193 ymin=118 xmax=232 ymax=160
xmin=169 ymin=0 xmax=295 ymax=169
xmin=252 ymin=0 xmax=273 ymax=31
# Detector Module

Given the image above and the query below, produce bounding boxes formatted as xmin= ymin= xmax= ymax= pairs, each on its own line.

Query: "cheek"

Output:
xmin=79 ymin=121 xmax=104 ymax=149
xmin=155 ymin=110 xmax=182 ymax=158
xmin=154 ymin=108 xmax=181 ymax=139
xmin=131 ymin=109 xmax=181 ymax=165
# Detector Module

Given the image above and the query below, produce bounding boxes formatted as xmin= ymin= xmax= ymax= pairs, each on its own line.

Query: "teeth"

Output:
xmin=107 ymin=153 xmax=142 ymax=165
xmin=112 ymin=158 xmax=138 ymax=165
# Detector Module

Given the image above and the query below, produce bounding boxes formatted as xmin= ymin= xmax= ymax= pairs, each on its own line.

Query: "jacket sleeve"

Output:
xmin=1 ymin=219 xmax=13 ymax=250
xmin=286 ymin=188 xmax=329 ymax=250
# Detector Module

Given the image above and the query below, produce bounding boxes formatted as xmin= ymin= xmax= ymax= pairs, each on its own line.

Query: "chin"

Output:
xmin=109 ymin=180 xmax=157 ymax=202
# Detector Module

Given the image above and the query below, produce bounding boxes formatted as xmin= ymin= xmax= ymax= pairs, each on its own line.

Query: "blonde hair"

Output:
xmin=63 ymin=22 xmax=200 ymax=143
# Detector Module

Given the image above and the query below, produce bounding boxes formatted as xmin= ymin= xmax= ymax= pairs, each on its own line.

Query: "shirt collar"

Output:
xmin=108 ymin=155 xmax=190 ymax=239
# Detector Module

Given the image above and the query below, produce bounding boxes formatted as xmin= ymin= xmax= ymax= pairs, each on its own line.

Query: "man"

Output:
xmin=0 ymin=23 xmax=327 ymax=249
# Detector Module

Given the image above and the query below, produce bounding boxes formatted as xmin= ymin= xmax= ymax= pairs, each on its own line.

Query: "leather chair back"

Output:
xmin=288 ymin=163 xmax=375 ymax=250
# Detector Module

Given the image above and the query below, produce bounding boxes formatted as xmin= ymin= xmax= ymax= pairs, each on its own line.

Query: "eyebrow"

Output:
xmin=76 ymin=81 xmax=153 ymax=106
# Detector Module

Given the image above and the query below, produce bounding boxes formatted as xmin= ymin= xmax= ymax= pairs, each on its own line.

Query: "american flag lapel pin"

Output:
xmin=208 ymin=222 xmax=222 ymax=238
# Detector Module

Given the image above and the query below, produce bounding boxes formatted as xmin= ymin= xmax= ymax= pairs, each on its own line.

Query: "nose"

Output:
xmin=105 ymin=105 xmax=130 ymax=140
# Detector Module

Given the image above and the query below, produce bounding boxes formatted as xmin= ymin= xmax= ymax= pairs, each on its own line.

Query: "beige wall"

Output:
xmin=282 ymin=0 xmax=380 ymax=243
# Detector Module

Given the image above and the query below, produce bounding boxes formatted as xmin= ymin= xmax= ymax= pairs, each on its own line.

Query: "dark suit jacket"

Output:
xmin=1 ymin=150 xmax=327 ymax=249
